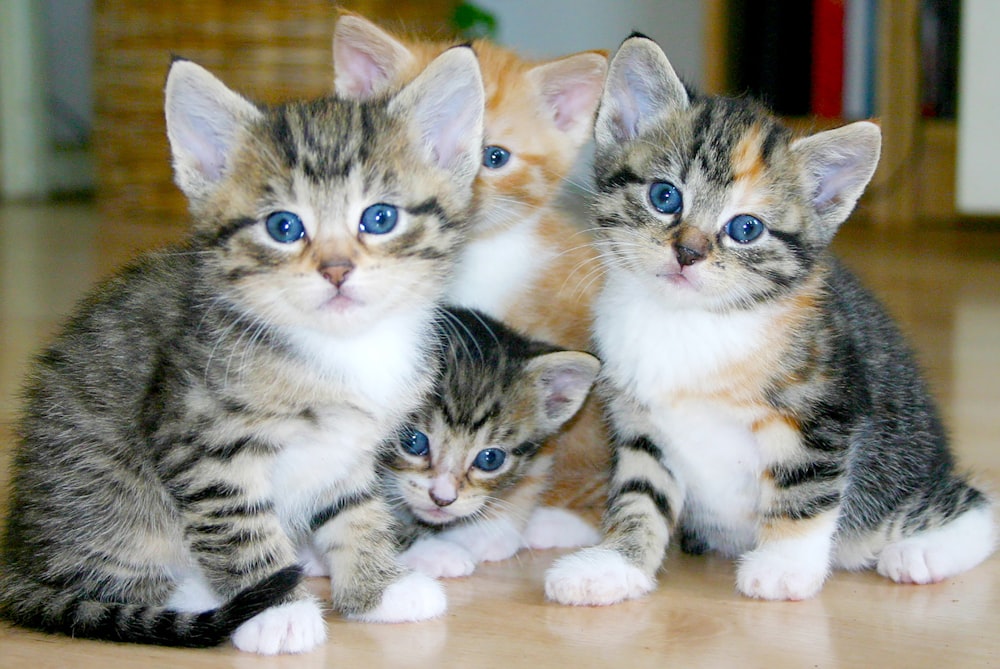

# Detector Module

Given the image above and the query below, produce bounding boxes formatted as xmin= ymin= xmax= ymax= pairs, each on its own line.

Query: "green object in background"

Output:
xmin=452 ymin=2 xmax=498 ymax=40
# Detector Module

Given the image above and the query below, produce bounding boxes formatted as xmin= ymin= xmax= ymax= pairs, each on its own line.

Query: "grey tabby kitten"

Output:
xmin=0 ymin=48 xmax=484 ymax=655
xmin=546 ymin=35 xmax=995 ymax=605
xmin=387 ymin=308 xmax=600 ymax=578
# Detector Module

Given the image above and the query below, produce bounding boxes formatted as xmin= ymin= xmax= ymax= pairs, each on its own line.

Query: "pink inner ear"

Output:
xmin=549 ymin=82 xmax=599 ymax=131
xmin=336 ymin=47 xmax=387 ymax=98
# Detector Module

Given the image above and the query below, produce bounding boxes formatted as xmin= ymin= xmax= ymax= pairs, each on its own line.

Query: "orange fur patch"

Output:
xmin=759 ymin=509 xmax=838 ymax=542
xmin=340 ymin=17 xmax=610 ymax=508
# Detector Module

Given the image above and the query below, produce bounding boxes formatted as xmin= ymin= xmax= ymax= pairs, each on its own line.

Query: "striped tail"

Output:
xmin=0 ymin=565 xmax=302 ymax=648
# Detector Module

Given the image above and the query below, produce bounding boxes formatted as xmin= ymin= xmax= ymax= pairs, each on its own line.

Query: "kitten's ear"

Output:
xmin=595 ymin=36 xmax=688 ymax=146
xmin=389 ymin=47 xmax=484 ymax=185
xmin=333 ymin=12 xmax=415 ymax=99
xmin=165 ymin=59 xmax=262 ymax=201
xmin=791 ymin=121 xmax=882 ymax=242
xmin=527 ymin=51 xmax=609 ymax=146
xmin=525 ymin=351 xmax=600 ymax=433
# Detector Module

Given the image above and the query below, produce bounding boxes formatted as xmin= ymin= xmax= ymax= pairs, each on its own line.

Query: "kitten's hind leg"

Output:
xmin=877 ymin=503 xmax=997 ymax=584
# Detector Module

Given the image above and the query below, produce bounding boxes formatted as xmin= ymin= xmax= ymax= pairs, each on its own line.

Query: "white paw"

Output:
xmin=439 ymin=518 xmax=522 ymax=563
xmin=297 ymin=544 xmax=329 ymax=578
xmin=544 ymin=547 xmax=655 ymax=606
xmin=877 ymin=542 xmax=938 ymax=584
xmin=523 ymin=507 xmax=600 ymax=550
xmin=349 ymin=572 xmax=447 ymax=623
xmin=877 ymin=505 xmax=997 ymax=584
xmin=399 ymin=537 xmax=477 ymax=578
xmin=737 ymin=546 xmax=828 ymax=601
xmin=231 ymin=598 xmax=326 ymax=655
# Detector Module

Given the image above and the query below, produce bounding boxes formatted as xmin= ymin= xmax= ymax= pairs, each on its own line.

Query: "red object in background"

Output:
xmin=811 ymin=0 xmax=845 ymax=117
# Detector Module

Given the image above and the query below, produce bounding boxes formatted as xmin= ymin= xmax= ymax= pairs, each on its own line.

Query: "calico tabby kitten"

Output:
xmin=388 ymin=308 xmax=600 ymax=578
xmin=545 ymin=36 xmax=996 ymax=605
xmin=0 ymin=48 xmax=485 ymax=654
xmin=332 ymin=12 xmax=611 ymax=508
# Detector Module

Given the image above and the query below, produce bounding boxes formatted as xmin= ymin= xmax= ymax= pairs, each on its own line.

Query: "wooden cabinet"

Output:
xmin=93 ymin=1 xmax=459 ymax=230
xmin=702 ymin=0 xmax=957 ymax=226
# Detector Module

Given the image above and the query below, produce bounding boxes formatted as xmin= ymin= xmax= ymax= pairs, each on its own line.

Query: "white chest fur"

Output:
xmin=594 ymin=271 xmax=788 ymax=555
xmin=447 ymin=214 xmax=550 ymax=317
xmin=271 ymin=309 xmax=433 ymax=529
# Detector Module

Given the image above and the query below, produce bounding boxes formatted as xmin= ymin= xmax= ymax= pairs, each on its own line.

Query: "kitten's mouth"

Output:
xmin=658 ymin=270 xmax=695 ymax=288
xmin=322 ymin=291 xmax=362 ymax=312
xmin=414 ymin=505 xmax=460 ymax=524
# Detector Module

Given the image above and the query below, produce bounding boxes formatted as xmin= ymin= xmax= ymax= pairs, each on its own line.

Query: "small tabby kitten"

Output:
xmin=332 ymin=12 xmax=611 ymax=507
xmin=388 ymin=308 xmax=600 ymax=578
xmin=546 ymin=36 xmax=996 ymax=605
xmin=0 ymin=49 xmax=484 ymax=654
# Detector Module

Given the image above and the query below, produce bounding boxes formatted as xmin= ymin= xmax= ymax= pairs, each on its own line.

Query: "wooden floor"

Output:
xmin=1 ymin=200 xmax=999 ymax=667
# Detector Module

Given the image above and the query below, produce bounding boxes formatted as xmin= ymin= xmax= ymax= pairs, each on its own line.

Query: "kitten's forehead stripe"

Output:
xmin=406 ymin=198 xmax=460 ymax=231
xmin=269 ymin=112 xmax=299 ymax=170
xmin=265 ymin=99 xmax=397 ymax=187
xmin=600 ymin=166 xmax=644 ymax=193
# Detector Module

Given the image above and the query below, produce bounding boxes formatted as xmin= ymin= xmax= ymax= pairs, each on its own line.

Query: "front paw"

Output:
xmin=231 ymin=598 xmax=327 ymax=655
xmin=439 ymin=520 xmax=522 ymax=563
xmin=399 ymin=537 xmax=477 ymax=578
xmin=523 ymin=507 xmax=600 ymax=550
xmin=544 ymin=547 xmax=655 ymax=606
xmin=737 ymin=546 xmax=829 ymax=600
xmin=349 ymin=572 xmax=447 ymax=623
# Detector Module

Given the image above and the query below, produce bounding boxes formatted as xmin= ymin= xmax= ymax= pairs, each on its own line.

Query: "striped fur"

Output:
xmin=1 ymin=52 xmax=484 ymax=653
xmin=546 ymin=36 xmax=995 ymax=605
xmin=382 ymin=308 xmax=600 ymax=578
xmin=332 ymin=12 xmax=612 ymax=509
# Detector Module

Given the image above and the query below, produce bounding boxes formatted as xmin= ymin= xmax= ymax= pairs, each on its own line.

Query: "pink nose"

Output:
xmin=429 ymin=490 xmax=456 ymax=507
xmin=321 ymin=262 xmax=353 ymax=288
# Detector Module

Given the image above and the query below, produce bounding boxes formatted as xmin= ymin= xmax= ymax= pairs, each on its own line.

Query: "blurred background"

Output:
xmin=3 ymin=12 xmax=1000 ymax=657
xmin=0 ymin=0 xmax=997 ymax=234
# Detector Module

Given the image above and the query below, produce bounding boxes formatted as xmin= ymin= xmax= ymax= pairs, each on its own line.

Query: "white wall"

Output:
xmin=476 ymin=0 xmax=705 ymax=86
xmin=43 ymin=0 xmax=93 ymax=147
xmin=0 ymin=0 xmax=93 ymax=199
xmin=956 ymin=0 xmax=1000 ymax=215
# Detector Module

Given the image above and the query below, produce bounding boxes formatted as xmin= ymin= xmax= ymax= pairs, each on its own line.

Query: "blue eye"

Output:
xmin=649 ymin=181 xmax=682 ymax=214
xmin=401 ymin=429 xmax=430 ymax=457
xmin=360 ymin=203 xmax=398 ymax=235
xmin=473 ymin=448 xmax=506 ymax=472
xmin=726 ymin=214 xmax=765 ymax=243
xmin=483 ymin=146 xmax=511 ymax=169
xmin=265 ymin=211 xmax=305 ymax=243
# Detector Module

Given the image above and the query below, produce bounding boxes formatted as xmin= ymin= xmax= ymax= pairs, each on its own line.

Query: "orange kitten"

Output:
xmin=332 ymin=13 xmax=609 ymax=508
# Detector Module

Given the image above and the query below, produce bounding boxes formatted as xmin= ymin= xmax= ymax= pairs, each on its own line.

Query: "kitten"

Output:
xmin=0 ymin=48 xmax=484 ymax=654
xmin=545 ymin=35 xmax=996 ymax=605
xmin=388 ymin=308 xmax=600 ymax=578
xmin=332 ymin=12 xmax=611 ymax=508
